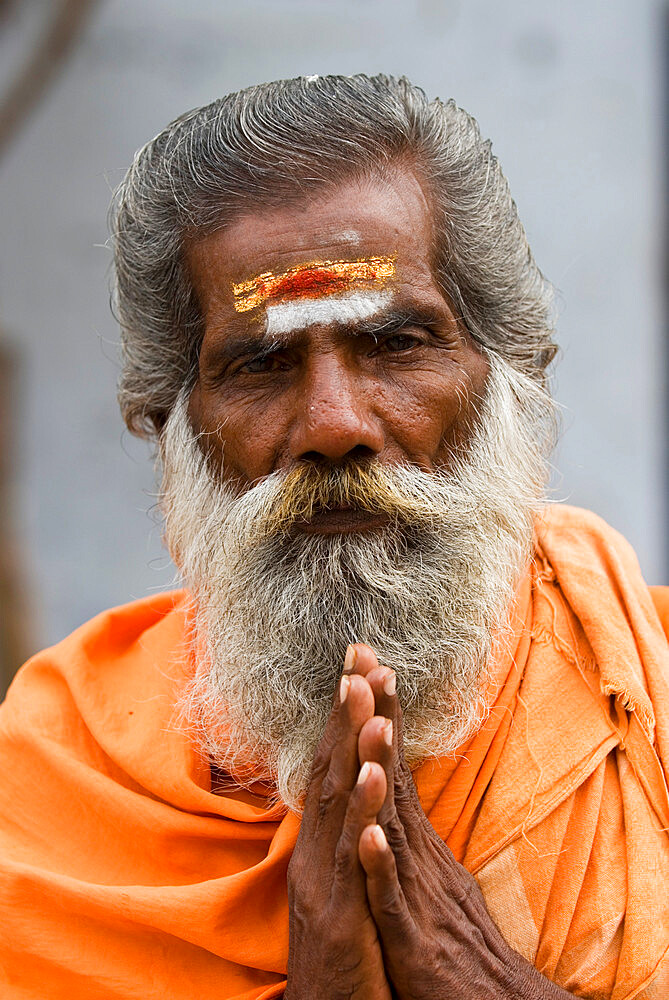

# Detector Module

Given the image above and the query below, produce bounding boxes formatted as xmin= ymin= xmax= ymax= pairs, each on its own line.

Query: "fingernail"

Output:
xmin=344 ymin=645 xmax=357 ymax=673
xmin=370 ymin=824 xmax=387 ymax=851
xmin=340 ymin=676 xmax=350 ymax=703
xmin=357 ymin=761 xmax=372 ymax=785
xmin=383 ymin=671 xmax=396 ymax=696
xmin=383 ymin=720 xmax=393 ymax=746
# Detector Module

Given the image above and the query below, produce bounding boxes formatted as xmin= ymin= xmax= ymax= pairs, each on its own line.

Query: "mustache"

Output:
xmin=242 ymin=460 xmax=473 ymax=540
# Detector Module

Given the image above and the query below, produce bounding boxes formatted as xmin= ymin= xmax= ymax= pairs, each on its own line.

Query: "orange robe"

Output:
xmin=0 ymin=505 xmax=667 ymax=999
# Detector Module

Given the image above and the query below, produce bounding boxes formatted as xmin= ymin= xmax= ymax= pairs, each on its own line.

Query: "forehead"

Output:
xmin=185 ymin=168 xmax=441 ymax=319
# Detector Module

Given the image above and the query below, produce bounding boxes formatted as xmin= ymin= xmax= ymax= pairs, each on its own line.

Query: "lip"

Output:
xmin=296 ymin=508 xmax=390 ymax=535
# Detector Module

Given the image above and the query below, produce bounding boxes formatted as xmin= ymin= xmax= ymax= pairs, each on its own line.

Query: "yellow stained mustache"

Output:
xmin=253 ymin=462 xmax=449 ymax=538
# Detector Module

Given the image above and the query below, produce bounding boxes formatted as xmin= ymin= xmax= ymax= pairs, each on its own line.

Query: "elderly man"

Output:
xmin=0 ymin=74 xmax=667 ymax=1000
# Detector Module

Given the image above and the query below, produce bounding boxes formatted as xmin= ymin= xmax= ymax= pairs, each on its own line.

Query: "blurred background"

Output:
xmin=0 ymin=0 xmax=666 ymax=693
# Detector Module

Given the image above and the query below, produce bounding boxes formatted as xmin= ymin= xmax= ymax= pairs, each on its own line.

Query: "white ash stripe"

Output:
xmin=265 ymin=290 xmax=392 ymax=337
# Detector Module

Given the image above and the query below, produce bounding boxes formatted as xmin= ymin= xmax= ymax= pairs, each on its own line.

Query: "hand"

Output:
xmin=284 ymin=663 xmax=393 ymax=1000
xmin=350 ymin=643 xmax=575 ymax=1000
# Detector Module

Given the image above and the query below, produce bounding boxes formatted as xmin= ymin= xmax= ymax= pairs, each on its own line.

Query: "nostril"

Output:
xmin=347 ymin=444 xmax=376 ymax=463
xmin=299 ymin=444 xmax=376 ymax=465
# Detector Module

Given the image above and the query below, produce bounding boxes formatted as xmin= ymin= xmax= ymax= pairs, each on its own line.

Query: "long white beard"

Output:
xmin=160 ymin=355 xmax=555 ymax=811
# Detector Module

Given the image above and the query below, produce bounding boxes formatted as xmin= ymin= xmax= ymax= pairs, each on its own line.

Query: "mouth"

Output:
xmin=295 ymin=506 xmax=390 ymax=535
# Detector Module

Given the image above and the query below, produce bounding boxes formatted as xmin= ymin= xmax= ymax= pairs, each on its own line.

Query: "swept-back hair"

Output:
xmin=110 ymin=73 xmax=556 ymax=438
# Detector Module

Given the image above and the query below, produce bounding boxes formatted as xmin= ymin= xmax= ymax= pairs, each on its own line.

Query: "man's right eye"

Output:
xmin=238 ymin=355 xmax=278 ymax=374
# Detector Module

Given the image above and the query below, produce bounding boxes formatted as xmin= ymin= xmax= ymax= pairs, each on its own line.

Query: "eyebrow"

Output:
xmin=207 ymin=304 xmax=443 ymax=366
xmin=349 ymin=305 xmax=442 ymax=339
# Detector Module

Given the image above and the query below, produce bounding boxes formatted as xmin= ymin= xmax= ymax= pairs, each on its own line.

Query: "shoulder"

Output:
xmin=535 ymin=502 xmax=650 ymax=575
xmin=534 ymin=503 xmax=668 ymax=649
xmin=50 ymin=589 xmax=191 ymax=661
xmin=9 ymin=588 xmax=189 ymax=681
xmin=1 ymin=590 xmax=191 ymax=738
xmin=531 ymin=502 xmax=669 ymax=804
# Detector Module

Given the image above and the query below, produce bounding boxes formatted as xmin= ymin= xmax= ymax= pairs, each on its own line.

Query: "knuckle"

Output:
xmin=317 ymin=770 xmax=348 ymax=819
xmin=286 ymin=861 xmax=301 ymax=895
xmin=384 ymin=815 xmax=407 ymax=852
xmin=326 ymin=925 xmax=350 ymax=956
xmin=393 ymin=774 xmax=416 ymax=807
xmin=457 ymin=874 xmax=486 ymax=911
xmin=346 ymin=778 xmax=374 ymax=821
xmin=377 ymin=882 xmax=405 ymax=921
xmin=309 ymin=745 xmax=331 ymax=782
xmin=286 ymin=851 xmax=311 ymax=892
xmin=332 ymin=834 xmax=356 ymax=882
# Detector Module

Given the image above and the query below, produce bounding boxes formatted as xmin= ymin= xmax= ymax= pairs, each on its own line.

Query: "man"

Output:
xmin=0 ymin=74 xmax=667 ymax=999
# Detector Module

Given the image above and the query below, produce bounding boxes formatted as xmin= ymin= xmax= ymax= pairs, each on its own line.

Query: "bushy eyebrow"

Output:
xmin=205 ymin=305 xmax=442 ymax=367
xmin=262 ymin=304 xmax=442 ymax=349
xmin=349 ymin=306 xmax=442 ymax=340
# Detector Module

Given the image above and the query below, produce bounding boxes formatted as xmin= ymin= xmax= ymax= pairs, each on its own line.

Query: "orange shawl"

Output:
xmin=0 ymin=505 xmax=667 ymax=999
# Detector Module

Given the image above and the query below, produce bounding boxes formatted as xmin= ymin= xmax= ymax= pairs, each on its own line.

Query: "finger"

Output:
xmin=358 ymin=707 xmax=425 ymax=889
xmin=306 ymin=672 xmax=375 ymax=802
xmin=346 ymin=651 xmax=410 ymax=791
xmin=345 ymin=647 xmax=406 ymax=759
xmin=355 ymin=660 xmax=443 ymax=865
xmin=358 ymin=666 xmax=410 ymax=791
xmin=358 ymin=709 xmax=401 ymax=835
xmin=357 ymin=713 xmax=412 ymax=855
xmin=357 ymin=670 xmax=488 ymax=930
xmin=302 ymin=673 xmax=375 ymax=837
xmin=360 ymin=667 xmax=425 ymax=823
xmin=347 ymin=654 xmax=407 ymax=768
xmin=361 ymin=664 xmax=397 ymax=722
xmin=343 ymin=642 xmax=380 ymax=678
xmin=358 ymin=694 xmax=403 ymax=823
xmin=331 ymin=760 xmax=387 ymax=899
xmin=359 ymin=824 xmax=414 ymax=948
xmin=358 ymin=714 xmax=394 ymax=772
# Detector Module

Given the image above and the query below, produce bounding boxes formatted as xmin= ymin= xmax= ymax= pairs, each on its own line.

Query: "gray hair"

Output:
xmin=110 ymin=73 xmax=557 ymax=439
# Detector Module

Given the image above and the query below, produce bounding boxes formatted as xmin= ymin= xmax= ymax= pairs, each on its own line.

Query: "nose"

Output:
xmin=288 ymin=356 xmax=384 ymax=463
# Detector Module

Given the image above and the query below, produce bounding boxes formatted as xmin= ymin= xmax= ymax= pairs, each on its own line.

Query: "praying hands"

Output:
xmin=284 ymin=643 xmax=575 ymax=1000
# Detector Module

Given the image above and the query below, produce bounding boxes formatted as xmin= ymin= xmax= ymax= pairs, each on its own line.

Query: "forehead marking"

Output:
xmin=265 ymin=290 xmax=392 ymax=337
xmin=232 ymin=256 xmax=395 ymax=313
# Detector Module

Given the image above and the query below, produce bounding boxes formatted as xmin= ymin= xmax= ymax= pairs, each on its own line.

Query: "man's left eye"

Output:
xmin=382 ymin=333 xmax=421 ymax=352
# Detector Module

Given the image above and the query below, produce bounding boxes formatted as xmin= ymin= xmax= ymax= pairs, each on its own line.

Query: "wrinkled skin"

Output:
xmin=186 ymin=168 xmax=490 ymax=505
xmin=285 ymin=644 xmax=575 ymax=1000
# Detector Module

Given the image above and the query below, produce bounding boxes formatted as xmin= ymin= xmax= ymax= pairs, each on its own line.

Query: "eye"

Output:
xmin=382 ymin=332 xmax=422 ymax=352
xmin=238 ymin=354 xmax=281 ymax=374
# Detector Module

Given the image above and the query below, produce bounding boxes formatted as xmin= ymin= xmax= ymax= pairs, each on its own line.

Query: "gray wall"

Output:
xmin=0 ymin=0 xmax=666 ymax=653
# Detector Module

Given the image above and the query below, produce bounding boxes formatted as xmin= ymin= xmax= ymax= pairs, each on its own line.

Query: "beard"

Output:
xmin=160 ymin=354 xmax=556 ymax=812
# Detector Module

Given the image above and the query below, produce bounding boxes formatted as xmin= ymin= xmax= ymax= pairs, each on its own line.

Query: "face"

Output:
xmin=166 ymin=172 xmax=552 ymax=806
xmin=185 ymin=166 xmax=489 ymax=534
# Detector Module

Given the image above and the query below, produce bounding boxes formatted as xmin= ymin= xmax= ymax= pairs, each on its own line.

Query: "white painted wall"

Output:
xmin=0 ymin=0 xmax=665 ymax=650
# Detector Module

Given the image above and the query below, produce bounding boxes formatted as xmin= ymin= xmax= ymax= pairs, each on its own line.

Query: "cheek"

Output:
xmin=224 ymin=424 xmax=284 ymax=481
xmin=384 ymin=351 xmax=488 ymax=467
xmin=385 ymin=393 xmax=446 ymax=457
xmin=189 ymin=386 xmax=289 ymax=482
xmin=379 ymin=372 xmax=476 ymax=462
